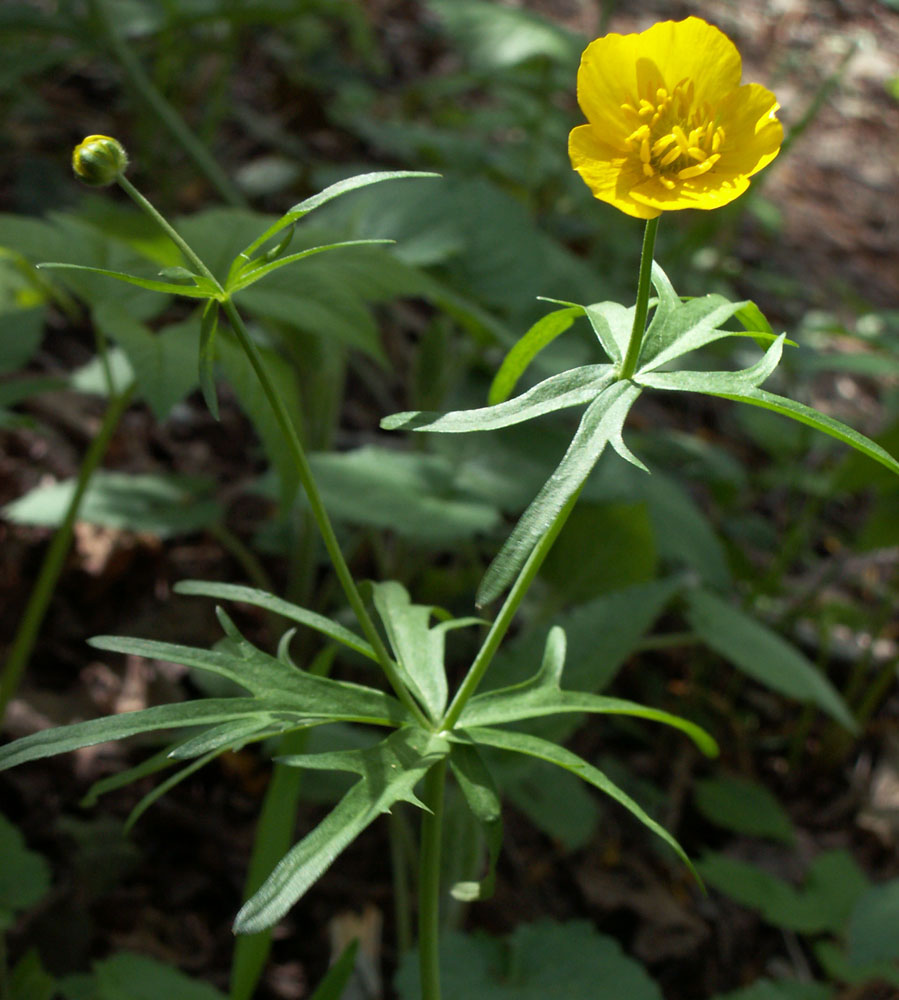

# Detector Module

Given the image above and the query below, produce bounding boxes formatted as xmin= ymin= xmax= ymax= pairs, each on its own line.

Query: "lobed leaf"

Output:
xmin=381 ymin=364 xmax=614 ymax=433
xmin=460 ymin=726 xmax=696 ymax=877
xmin=636 ymin=335 xmax=785 ymax=394
xmin=448 ymin=739 xmax=503 ymax=902
xmin=477 ymin=379 xmax=643 ymax=606
xmin=227 ymin=240 xmax=395 ymax=293
xmin=584 ymin=301 xmax=634 ymax=363
xmin=234 ymin=727 xmax=449 ymax=933
xmin=37 ymin=262 xmax=216 ymax=299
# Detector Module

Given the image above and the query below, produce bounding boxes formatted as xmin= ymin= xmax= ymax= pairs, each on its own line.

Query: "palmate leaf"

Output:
xmin=459 ymin=726 xmax=697 ymax=876
xmin=478 ymin=379 xmax=644 ymax=606
xmin=173 ymin=580 xmax=377 ymax=661
xmin=371 ymin=581 xmax=448 ymax=721
xmin=381 ymin=364 xmax=614 ymax=433
xmin=234 ymin=726 xmax=450 ymax=933
xmin=459 ymin=626 xmax=718 ymax=755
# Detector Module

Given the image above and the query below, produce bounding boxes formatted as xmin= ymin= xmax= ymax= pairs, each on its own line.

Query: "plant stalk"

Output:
xmin=0 ymin=384 xmax=135 ymax=721
xmin=441 ymin=488 xmax=582 ymax=730
xmin=418 ymin=759 xmax=448 ymax=1000
xmin=619 ymin=216 xmax=660 ymax=381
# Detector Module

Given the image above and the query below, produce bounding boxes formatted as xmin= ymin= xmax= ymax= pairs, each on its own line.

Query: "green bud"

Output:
xmin=72 ymin=135 xmax=128 ymax=186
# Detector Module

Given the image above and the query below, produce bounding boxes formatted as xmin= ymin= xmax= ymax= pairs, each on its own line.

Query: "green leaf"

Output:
xmin=173 ymin=581 xmax=376 ymax=660
xmin=395 ymin=919 xmax=664 ymax=1000
xmin=694 ymin=775 xmax=795 ymax=844
xmin=488 ymin=307 xmax=582 ymax=404
xmin=91 ymin=952 xmax=226 ymax=1000
xmin=235 ymin=727 xmax=449 ymax=933
xmin=37 ymin=262 xmax=216 ymax=298
xmin=307 ymin=940 xmax=360 ymax=1000
xmin=198 ymin=301 xmax=220 ymax=419
xmin=124 ymin=749 xmax=221 ymax=832
xmin=685 ymin=588 xmax=856 ymax=731
xmin=88 ymin=631 xmax=406 ymax=725
xmin=698 ymin=849 xmax=868 ymax=934
xmin=0 ymin=699 xmax=273 ymax=772
xmin=238 ymin=172 xmax=440 ymax=261
xmin=228 ymin=240 xmax=394 ymax=292
xmin=371 ymin=581 xmax=448 ymax=720
xmin=462 ymin=726 xmax=696 ymax=875
xmin=448 ymin=740 xmax=502 ymax=901
xmin=477 ymin=379 xmax=643 ymax=607
xmin=584 ymin=301 xmax=633 ymax=363
xmin=9 ymin=951 xmax=55 ymax=1000
xmin=711 ymin=979 xmax=831 ymax=1000
xmin=0 ymin=814 xmax=51 ymax=917
xmin=711 ymin=386 xmax=899 ymax=478
xmin=382 ymin=364 xmax=614 ymax=432
xmin=92 ymin=302 xmax=201 ymax=420
xmin=636 ymin=335 xmax=785 ymax=393
xmin=459 ymin=627 xmax=717 ymax=756
xmin=847 ymin=879 xmax=899 ymax=966
xmin=2 ymin=471 xmax=222 ymax=539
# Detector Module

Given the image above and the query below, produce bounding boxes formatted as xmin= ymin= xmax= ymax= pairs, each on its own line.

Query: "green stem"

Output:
xmin=390 ymin=807 xmax=414 ymax=957
xmin=619 ymin=216 xmax=660 ymax=381
xmin=116 ymin=175 xmax=223 ymax=289
xmin=418 ymin=759 xmax=447 ymax=1000
xmin=0 ymin=384 xmax=135 ymax=721
xmin=89 ymin=0 xmax=247 ymax=208
xmin=441 ymin=488 xmax=582 ymax=731
xmin=220 ymin=299 xmax=428 ymax=727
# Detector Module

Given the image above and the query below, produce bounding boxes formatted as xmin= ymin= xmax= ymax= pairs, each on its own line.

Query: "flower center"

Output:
xmin=621 ymin=78 xmax=725 ymax=190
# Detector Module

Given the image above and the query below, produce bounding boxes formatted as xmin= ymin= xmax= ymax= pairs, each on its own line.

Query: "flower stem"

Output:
xmin=219 ymin=299 xmax=429 ymax=727
xmin=441 ymin=487 xmax=582 ymax=730
xmin=418 ymin=759 xmax=448 ymax=1000
xmin=619 ymin=216 xmax=659 ymax=381
xmin=89 ymin=0 xmax=248 ymax=208
xmin=0 ymin=383 xmax=135 ymax=721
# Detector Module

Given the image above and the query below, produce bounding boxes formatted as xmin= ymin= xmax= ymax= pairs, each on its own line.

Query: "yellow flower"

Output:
xmin=569 ymin=17 xmax=782 ymax=219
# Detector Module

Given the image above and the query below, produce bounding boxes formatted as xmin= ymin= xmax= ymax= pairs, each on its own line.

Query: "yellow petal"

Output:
xmin=568 ymin=125 xmax=661 ymax=219
xmin=576 ymin=31 xmax=643 ymax=150
xmin=630 ymin=172 xmax=750 ymax=213
xmin=714 ymin=82 xmax=783 ymax=179
xmin=636 ymin=17 xmax=742 ymax=111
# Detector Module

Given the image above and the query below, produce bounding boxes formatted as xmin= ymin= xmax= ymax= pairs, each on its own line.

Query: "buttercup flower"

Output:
xmin=569 ymin=17 xmax=782 ymax=219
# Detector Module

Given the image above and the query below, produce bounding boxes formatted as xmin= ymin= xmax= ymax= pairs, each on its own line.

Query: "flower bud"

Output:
xmin=72 ymin=135 xmax=128 ymax=186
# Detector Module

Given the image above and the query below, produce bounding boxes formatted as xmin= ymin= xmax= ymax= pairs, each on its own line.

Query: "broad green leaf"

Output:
xmin=173 ymin=580 xmax=376 ymax=660
xmin=462 ymin=726 xmax=695 ymax=874
xmin=0 ymin=375 xmax=67 ymax=408
xmin=395 ymin=918 xmax=663 ymax=1000
xmin=228 ymin=240 xmax=394 ymax=292
xmin=36 ymin=263 xmax=216 ymax=298
xmin=9 ymin=950 xmax=56 ymax=1000
xmin=307 ymin=446 xmax=500 ymax=543
xmin=698 ymin=849 xmax=868 ymax=934
xmin=89 ymin=632 xmax=406 ymax=725
xmin=238 ymin=172 xmax=440 ymax=261
xmin=712 ymin=386 xmax=899 ymax=478
xmin=307 ymin=940 xmax=360 ymax=1000
xmin=0 ymin=814 xmax=51 ymax=917
xmin=477 ymin=379 xmax=643 ymax=607
xmin=685 ymin=588 xmax=856 ymax=730
xmin=371 ymin=581 xmax=448 ymax=720
xmin=847 ymin=880 xmax=899 ymax=966
xmin=235 ymin=727 xmax=449 ymax=933
xmin=694 ymin=775 xmax=795 ymax=844
xmin=0 ymin=698 xmax=273 ymax=772
xmin=2 ymin=471 xmax=222 ymax=539
xmin=636 ymin=335 xmax=785 ymax=393
xmin=488 ymin=306 xmax=582 ymax=404
xmin=815 ymin=938 xmax=899 ymax=988
xmin=92 ymin=302 xmax=201 ymax=420
xmin=382 ymin=364 xmax=614 ymax=433
xmin=459 ymin=627 xmax=717 ymax=756
xmin=448 ymin=740 xmax=502 ymax=901
xmin=92 ymin=953 xmax=226 ymax=1000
